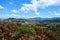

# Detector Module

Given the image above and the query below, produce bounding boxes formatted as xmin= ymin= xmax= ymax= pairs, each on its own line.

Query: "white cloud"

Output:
xmin=11 ymin=10 xmax=19 ymax=13
xmin=35 ymin=12 xmax=40 ymax=16
xmin=53 ymin=11 xmax=60 ymax=16
xmin=0 ymin=5 xmax=4 ymax=9
xmin=29 ymin=0 xmax=60 ymax=8
xmin=31 ymin=0 xmax=60 ymax=8
xmin=20 ymin=4 xmax=37 ymax=12
xmin=20 ymin=7 xmax=26 ymax=11
xmin=48 ymin=11 xmax=60 ymax=16
xmin=20 ymin=1 xmax=39 ymax=17
xmin=19 ymin=0 xmax=60 ymax=18
xmin=20 ymin=0 xmax=60 ymax=17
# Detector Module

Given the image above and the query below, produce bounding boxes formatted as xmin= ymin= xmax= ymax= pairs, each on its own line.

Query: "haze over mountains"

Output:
xmin=1 ymin=17 xmax=60 ymax=22
xmin=28 ymin=17 xmax=60 ymax=22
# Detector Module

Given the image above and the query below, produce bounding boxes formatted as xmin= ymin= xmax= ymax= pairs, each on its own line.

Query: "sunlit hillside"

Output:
xmin=0 ymin=18 xmax=60 ymax=40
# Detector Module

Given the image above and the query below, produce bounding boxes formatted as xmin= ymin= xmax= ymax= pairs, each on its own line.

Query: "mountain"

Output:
xmin=1 ymin=17 xmax=60 ymax=22
xmin=0 ymin=18 xmax=4 ymax=21
xmin=3 ymin=18 xmax=28 ymax=22
xmin=3 ymin=18 xmax=34 ymax=22
xmin=28 ymin=17 xmax=60 ymax=22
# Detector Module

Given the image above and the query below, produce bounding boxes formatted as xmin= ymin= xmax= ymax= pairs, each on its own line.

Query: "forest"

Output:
xmin=0 ymin=18 xmax=60 ymax=40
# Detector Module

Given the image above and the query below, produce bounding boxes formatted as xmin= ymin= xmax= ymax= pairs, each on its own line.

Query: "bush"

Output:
xmin=14 ymin=26 xmax=36 ymax=40
xmin=20 ymin=27 xmax=36 ymax=35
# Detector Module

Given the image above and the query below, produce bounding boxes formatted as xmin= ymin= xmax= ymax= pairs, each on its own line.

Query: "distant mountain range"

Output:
xmin=28 ymin=17 xmax=60 ymax=22
xmin=0 ymin=17 xmax=60 ymax=22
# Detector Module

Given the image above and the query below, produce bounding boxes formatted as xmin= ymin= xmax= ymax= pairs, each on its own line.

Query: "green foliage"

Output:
xmin=14 ymin=26 xmax=36 ymax=40
xmin=19 ymin=27 xmax=36 ymax=35
xmin=0 ymin=18 xmax=60 ymax=40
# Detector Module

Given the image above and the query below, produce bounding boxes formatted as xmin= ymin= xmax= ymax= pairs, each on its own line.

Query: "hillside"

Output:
xmin=0 ymin=17 xmax=60 ymax=40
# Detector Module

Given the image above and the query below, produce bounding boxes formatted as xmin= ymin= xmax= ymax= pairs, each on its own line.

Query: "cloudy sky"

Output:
xmin=0 ymin=0 xmax=60 ymax=18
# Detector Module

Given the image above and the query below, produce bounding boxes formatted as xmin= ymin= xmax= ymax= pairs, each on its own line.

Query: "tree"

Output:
xmin=14 ymin=26 xmax=36 ymax=40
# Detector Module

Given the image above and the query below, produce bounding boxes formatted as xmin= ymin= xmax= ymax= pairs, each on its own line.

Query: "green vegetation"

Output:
xmin=0 ymin=18 xmax=60 ymax=40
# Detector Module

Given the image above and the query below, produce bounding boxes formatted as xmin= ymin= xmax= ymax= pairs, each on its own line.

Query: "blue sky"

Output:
xmin=0 ymin=0 xmax=60 ymax=19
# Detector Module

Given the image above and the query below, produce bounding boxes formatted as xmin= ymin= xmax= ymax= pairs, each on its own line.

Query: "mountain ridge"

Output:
xmin=1 ymin=17 xmax=60 ymax=22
